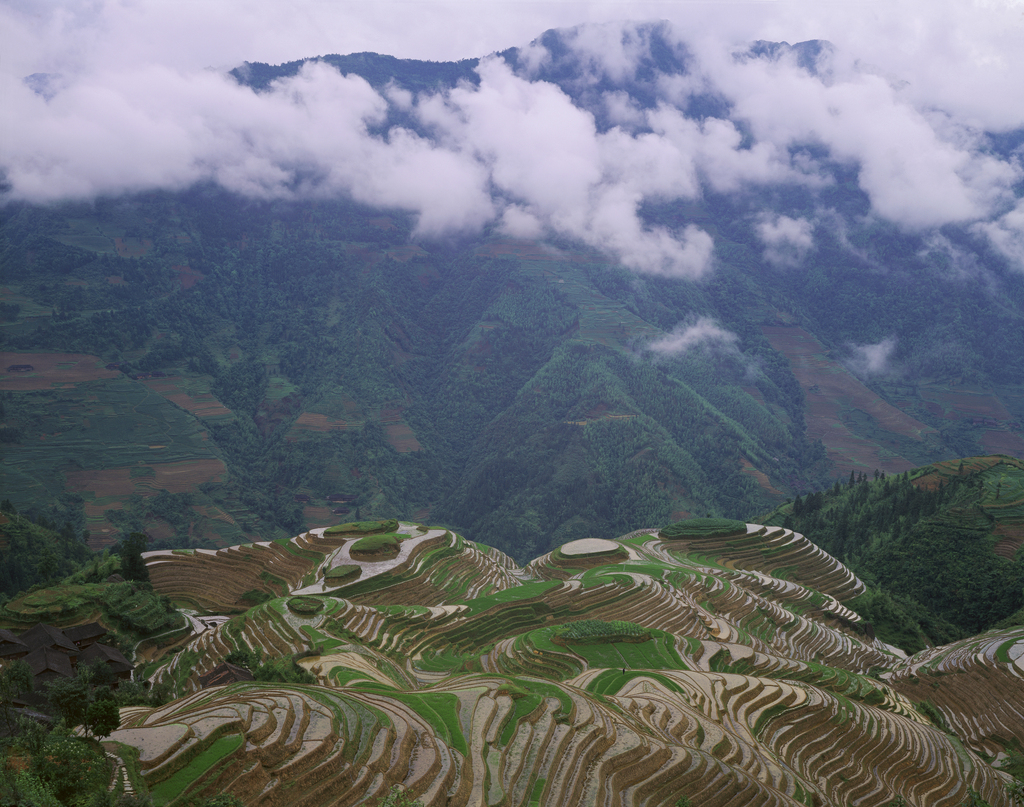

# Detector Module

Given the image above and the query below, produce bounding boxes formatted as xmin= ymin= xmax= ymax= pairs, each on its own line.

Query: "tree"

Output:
xmin=85 ymin=698 xmax=121 ymax=739
xmin=30 ymin=725 xmax=109 ymax=805
xmin=119 ymin=532 xmax=150 ymax=583
xmin=0 ymin=658 xmax=33 ymax=734
xmin=44 ymin=671 xmax=90 ymax=728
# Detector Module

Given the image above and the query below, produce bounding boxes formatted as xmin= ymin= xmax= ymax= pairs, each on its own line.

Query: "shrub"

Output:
xmin=350 ymin=533 xmax=401 ymax=558
xmin=287 ymin=596 xmax=324 ymax=615
xmin=240 ymin=589 xmax=272 ymax=605
xmin=324 ymin=565 xmax=360 ymax=584
xmin=325 ymin=519 xmax=399 ymax=535
xmin=660 ymin=518 xmax=747 ymax=540
xmin=554 ymin=620 xmax=650 ymax=645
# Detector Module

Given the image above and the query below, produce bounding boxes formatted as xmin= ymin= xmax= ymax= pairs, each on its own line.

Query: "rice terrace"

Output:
xmin=5 ymin=515 xmax=1020 ymax=806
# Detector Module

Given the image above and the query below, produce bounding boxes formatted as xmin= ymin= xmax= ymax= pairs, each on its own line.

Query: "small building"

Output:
xmin=199 ymin=662 xmax=254 ymax=688
xmin=79 ymin=643 xmax=134 ymax=683
xmin=25 ymin=647 xmax=74 ymax=687
xmin=18 ymin=624 xmax=79 ymax=664
xmin=64 ymin=622 xmax=107 ymax=650
xmin=0 ymin=629 xmax=29 ymax=660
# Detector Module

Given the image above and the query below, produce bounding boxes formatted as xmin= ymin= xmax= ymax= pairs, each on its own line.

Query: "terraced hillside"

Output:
xmin=100 ymin=518 xmax=1023 ymax=806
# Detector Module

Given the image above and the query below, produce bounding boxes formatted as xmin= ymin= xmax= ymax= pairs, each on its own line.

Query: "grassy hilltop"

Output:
xmin=5 ymin=516 xmax=1022 ymax=806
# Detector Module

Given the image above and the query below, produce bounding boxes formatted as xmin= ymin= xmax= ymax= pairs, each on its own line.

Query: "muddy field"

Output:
xmin=0 ymin=352 xmax=120 ymax=390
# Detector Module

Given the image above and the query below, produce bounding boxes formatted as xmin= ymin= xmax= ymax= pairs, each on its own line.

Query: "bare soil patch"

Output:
xmin=918 ymin=386 xmax=1013 ymax=420
xmin=0 ymin=352 xmax=120 ymax=390
xmin=740 ymin=459 xmax=784 ymax=497
xmin=385 ymin=245 xmax=429 ymax=262
xmin=68 ymin=459 xmax=224 ymax=497
xmin=981 ymin=430 xmax=1024 ymax=458
xmin=148 ymin=460 xmax=225 ymax=492
xmin=172 ymin=265 xmax=204 ymax=290
xmin=291 ymin=413 xmax=348 ymax=432
xmin=141 ymin=377 xmax=232 ymax=419
xmin=303 ymin=506 xmax=337 ymax=528
xmin=761 ymin=327 xmax=932 ymax=474
xmin=384 ymin=422 xmax=422 ymax=453
xmin=993 ymin=524 xmax=1024 ymax=560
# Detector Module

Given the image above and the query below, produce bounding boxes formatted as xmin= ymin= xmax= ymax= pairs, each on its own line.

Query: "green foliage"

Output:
xmin=44 ymin=674 xmax=91 ymax=728
xmin=224 ymin=648 xmax=315 ymax=685
xmin=0 ymin=659 xmax=33 ymax=733
xmin=555 ymin=619 xmax=648 ymax=644
xmin=286 ymin=596 xmax=324 ymax=614
xmin=764 ymin=462 xmax=1024 ymax=641
xmin=239 ymin=589 xmax=272 ymax=605
xmin=85 ymin=698 xmax=121 ymax=739
xmin=661 ymin=518 xmax=747 ymax=539
xmin=324 ymin=519 xmax=399 ymax=535
xmin=323 ymin=565 xmax=360 ymax=584
xmin=102 ymin=582 xmax=183 ymax=636
xmin=0 ymin=508 xmax=91 ymax=598
xmin=30 ymin=726 xmax=110 ymax=806
xmin=350 ymin=533 xmax=401 ymax=557
xmin=848 ymin=587 xmax=961 ymax=655
xmin=370 ymin=785 xmax=424 ymax=807
xmin=118 ymin=533 xmax=150 ymax=583
xmin=0 ymin=767 xmax=63 ymax=807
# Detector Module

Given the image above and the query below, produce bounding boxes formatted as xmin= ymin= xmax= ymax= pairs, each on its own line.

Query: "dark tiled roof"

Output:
xmin=18 ymin=624 xmax=78 ymax=656
xmin=79 ymin=643 xmax=133 ymax=675
xmin=64 ymin=622 xmax=108 ymax=646
xmin=0 ymin=629 xmax=29 ymax=658
xmin=25 ymin=646 xmax=74 ymax=680
xmin=199 ymin=662 xmax=254 ymax=688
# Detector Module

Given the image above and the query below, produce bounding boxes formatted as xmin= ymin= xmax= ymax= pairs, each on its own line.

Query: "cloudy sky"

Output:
xmin=2 ymin=0 xmax=1023 ymax=277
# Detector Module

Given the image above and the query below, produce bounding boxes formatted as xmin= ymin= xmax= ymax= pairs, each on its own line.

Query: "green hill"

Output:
xmin=762 ymin=455 xmax=1024 ymax=651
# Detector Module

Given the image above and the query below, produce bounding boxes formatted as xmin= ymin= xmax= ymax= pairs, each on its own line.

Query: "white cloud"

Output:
xmin=974 ymin=199 xmax=1024 ymax=271
xmin=757 ymin=214 xmax=815 ymax=267
xmin=647 ymin=317 xmax=739 ymax=356
xmin=844 ymin=337 xmax=898 ymax=379
xmin=2 ymin=2 xmax=1024 ymax=277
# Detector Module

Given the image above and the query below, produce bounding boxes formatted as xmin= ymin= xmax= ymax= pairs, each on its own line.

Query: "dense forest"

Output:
xmin=763 ymin=457 xmax=1024 ymax=652
xmin=2 ymin=33 xmax=1024 ymax=565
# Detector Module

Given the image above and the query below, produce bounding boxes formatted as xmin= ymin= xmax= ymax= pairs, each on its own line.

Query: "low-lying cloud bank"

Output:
xmin=2 ymin=9 xmax=1024 ymax=275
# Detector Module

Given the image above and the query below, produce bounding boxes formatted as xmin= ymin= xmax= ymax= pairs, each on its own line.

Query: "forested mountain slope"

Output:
xmin=762 ymin=455 xmax=1024 ymax=652
xmin=3 ymin=24 xmax=1024 ymax=562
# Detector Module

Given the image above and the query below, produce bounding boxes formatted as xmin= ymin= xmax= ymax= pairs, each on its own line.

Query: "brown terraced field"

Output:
xmin=105 ymin=518 xmax=1022 ymax=806
xmin=760 ymin=327 xmax=936 ymax=474
xmin=141 ymin=377 xmax=233 ymax=420
xmin=0 ymin=351 xmax=121 ymax=390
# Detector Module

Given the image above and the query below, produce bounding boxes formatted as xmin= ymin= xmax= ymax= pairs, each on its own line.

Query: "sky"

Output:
xmin=2 ymin=0 xmax=1024 ymax=280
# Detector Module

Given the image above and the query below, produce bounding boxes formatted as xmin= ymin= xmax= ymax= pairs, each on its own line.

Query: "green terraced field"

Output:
xmin=70 ymin=518 xmax=1019 ymax=807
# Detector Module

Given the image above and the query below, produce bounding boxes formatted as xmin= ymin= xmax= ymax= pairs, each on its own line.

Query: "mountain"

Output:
xmin=761 ymin=454 xmax=1024 ymax=652
xmin=2 ymin=25 xmax=1024 ymax=564
xmin=3 ymin=517 xmax=1020 ymax=805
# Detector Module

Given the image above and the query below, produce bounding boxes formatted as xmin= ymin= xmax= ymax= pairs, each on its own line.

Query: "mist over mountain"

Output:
xmin=2 ymin=20 xmax=1024 ymax=561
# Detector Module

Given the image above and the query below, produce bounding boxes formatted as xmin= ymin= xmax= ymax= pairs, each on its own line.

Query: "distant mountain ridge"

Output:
xmin=2 ymin=25 xmax=1024 ymax=560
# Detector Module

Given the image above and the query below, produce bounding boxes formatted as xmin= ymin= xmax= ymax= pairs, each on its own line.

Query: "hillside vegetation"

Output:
xmin=762 ymin=455 xmax=1024 ymax=651
xmin=3 ymin=37 xmax=1024 ymax=560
